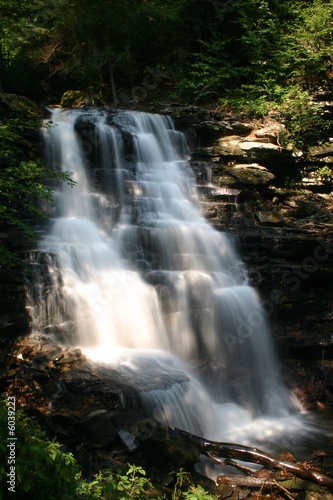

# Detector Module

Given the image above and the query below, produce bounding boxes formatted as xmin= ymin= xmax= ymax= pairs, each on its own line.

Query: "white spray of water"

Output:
xmin=28 ymin=108 xmax=304 ymax=442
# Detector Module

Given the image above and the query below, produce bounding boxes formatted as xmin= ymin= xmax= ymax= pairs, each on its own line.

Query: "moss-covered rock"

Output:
xmin=0 ymin=93 xmax=43 ymax=119
xmin=60 ymin=90 xmax=96 ymax=108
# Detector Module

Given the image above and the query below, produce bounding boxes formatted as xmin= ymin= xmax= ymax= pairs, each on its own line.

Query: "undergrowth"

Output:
xmin=0 ymin=401 xmax=218 ymax=499
xmin=218 ymin=82 xmax=330 ymax=150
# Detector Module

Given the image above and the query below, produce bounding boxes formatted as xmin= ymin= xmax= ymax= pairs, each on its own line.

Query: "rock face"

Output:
xmin=0 ymin=267 xmax=30 ymax=339
xmin=177 ymin=107 xmax=333 ymax=379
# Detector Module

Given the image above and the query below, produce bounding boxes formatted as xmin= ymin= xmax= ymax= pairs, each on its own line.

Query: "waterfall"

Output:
xmin=28 ymin=108 xmax=294 ymax=441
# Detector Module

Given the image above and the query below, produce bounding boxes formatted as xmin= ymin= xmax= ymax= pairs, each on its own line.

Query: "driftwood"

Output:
xmin=208 ymin=454 xmax=295 ymax=500
xmin=175 ymin=428 xmax=333 ymax=491
xmin=215 ymin=474 xmax=295 ymax=500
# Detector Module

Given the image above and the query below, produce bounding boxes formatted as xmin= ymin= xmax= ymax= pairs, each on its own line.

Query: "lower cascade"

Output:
xmin=28 ymin=108 xmax=304 ymax=446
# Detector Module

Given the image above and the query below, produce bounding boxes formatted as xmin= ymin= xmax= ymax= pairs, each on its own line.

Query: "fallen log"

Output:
xmin=175 ymin=428 xmax=333 ymax=490
xmin=215 ymin=474 xmax=295 ymax=500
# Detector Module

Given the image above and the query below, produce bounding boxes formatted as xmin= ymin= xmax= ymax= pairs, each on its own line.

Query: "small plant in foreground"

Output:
xmin=76 ymin=464 xmax=154 ymax=499
xmin=0 ymin=401 xmax=220 ymax=499
xmin=172 ymin=469 xmax=219 ymax=500
xmin=0 ymin=400 xmax=79 ymax=499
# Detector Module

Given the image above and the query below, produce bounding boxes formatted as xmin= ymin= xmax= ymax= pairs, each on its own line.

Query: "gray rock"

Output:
xmin=230 ymin=163 xmax=275 ymax=185
xmin=239 ymin=141 xmax=280 ymax=152
xmin=228 ymin=121 xmax=254 ymax=135
xmin=256 ymin=210 xmax=284 ymax=225
xmin=255 ymin=124 xmax=285 ymax=144
xmin=118 ymin=429 xmax=139 ymax=452
xmin=309 ymin=144 xmax=333 ymax=158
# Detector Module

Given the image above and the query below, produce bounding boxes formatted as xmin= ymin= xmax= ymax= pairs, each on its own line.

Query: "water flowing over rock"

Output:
xmin=27 ymin=108 xmax=295 ymax=441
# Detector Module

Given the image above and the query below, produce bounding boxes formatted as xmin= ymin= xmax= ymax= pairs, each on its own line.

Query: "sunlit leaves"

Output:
xmin=0 ymin=117 xmax=75 ymax=266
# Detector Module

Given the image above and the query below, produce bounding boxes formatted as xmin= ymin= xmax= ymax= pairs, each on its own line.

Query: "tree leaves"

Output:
xmin=0 ymin=116 xmax=75 ymax=266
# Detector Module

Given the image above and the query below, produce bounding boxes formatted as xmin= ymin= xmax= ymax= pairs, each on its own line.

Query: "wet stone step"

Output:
xmin=197 ymin=185 xmax=241 ymax=202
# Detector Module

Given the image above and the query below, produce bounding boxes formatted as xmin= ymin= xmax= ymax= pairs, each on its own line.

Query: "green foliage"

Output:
xmin=219 ymin=81 xmax=274 ymax=118
xmin=278 ymin=87 xmax=330 ymax=149
xmin=0 ymin=402 xmax=219 ymax=499
xmin=219 ymin=82 xmax=330 ymax=150
xmin=74 ymin=465 xmax=219 ymax=500
xmin=319 ymin=166 xmax=333 ymax=180
xmin=0 ymin=117 xmax=75 ymax=266
xmin=1 ymin=0 xmax=332 ymax=133
xmin=177 ymin=38 xmax=237 ymax=102
xmin=171 ymin=469 xmax=218 ymax=500
xmin=183 ymin=484 xmax=219 ymax=500
xmin=172 ymin=468 xmax=188 ymax=499
xmin=0 ymin=0 xmax=58 ymax=97
xmin=281 ymin=0 xmax=333 ymax=88
xmin=175 ymin=0 xmax=332 ymax=150
xmin=76 ymin=464 xmax=154 ymax=499
xmin=0 ymin=400 xmax=79 ymax=499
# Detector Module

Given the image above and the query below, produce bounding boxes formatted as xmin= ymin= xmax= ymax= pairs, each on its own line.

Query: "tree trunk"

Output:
xmin=105 ymin=28 xmax=117 ymax=106
xmin=108 ymin=62 xmax=117 ymax=106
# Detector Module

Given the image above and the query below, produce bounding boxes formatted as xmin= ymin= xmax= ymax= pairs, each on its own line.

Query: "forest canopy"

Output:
xmin=0 ymin=0 xmax=332 ymax=106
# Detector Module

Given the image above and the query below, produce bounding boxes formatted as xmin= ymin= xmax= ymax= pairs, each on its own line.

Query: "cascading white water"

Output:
xmin=28 ymin=107 xmax=297 ymax=442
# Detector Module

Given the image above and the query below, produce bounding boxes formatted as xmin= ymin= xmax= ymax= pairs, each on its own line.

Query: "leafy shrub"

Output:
xmin=177 ymin=38 xmax=238 ymax=102
xmin=171 ymin=469 xmax=219 ymax=500
xmin=76 ymin=465 xmax=154 ymax=499
xmin=319 ymin=166 xmax=333 ymax=180
xmin=0 ymin=117 xmax=75 ymax=266
xmin=0 ymin=401 xmax=79 ymax=499
xmin=0 ymin=402 xmax=221 ymax=499
xmin=219 ymin=82 xmax=330 ymax=150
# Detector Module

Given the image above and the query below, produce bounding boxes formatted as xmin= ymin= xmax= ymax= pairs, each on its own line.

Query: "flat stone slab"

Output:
xmin=239 ymin=141 xmax=280 ymax=151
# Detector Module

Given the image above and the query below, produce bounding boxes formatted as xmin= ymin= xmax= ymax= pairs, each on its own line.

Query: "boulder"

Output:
xmin=239 ymin=140 xmax=280 ymax=158
xmin=228 ymin=121 xmax=254 ymax=135
xmin=0 ymin=93 xmax=41 ymax=118
xmin=309 ymin=144 xmax=333 ymax=158
xmin=227 ymin=163 xmax=275 ymax=186
xmin=60 ymin=90 xmax=96 ymax=108
xmin=255 ymin=210 xmax=284 ymax=225
xmin=255 ymin=123 xmax=286 ymax=144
